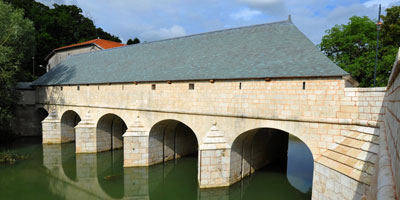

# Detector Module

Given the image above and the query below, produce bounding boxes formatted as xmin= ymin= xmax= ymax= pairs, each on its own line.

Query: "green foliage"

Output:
xmin=127 ymin=37 xmax=140 ymax=45
xmin=0 ymin=0 xmax=35 ymax=139
xmin=0 ymin=150 xmax=29 ymax=164
xmin=3 ymin=0 xmax=123 ymax=78
xmin=381 ymin=6 xmax=400 ymax=47
xmin=320 ymin=12 xmax=398 ymax=87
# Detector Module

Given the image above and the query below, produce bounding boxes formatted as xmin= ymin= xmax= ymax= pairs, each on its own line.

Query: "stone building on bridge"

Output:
xmin=15 ymin=18 xmax=399 ymax=200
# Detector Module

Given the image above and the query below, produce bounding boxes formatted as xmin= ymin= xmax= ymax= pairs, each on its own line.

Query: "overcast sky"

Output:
xmin=35 ymin=0 xmax=400 ymax=44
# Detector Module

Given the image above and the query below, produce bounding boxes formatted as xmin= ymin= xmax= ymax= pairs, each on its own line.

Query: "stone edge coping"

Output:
xmin=376 ymin=124 xmax=397 ymax=200
xmin=344 ymin=87 xmax=387 ymax=92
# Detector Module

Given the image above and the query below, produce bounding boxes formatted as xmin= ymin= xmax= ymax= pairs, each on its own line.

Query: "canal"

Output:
xmin=0 ymin=135 xmax=313 ymax=200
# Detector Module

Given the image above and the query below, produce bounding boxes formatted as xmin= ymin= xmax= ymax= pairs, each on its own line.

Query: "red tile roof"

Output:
xmin=55 ymin=39 xmax=125 ymax=51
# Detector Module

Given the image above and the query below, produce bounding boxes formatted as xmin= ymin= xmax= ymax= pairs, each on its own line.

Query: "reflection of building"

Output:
xmin=42 ymin=143 xmax=308 ymax=200
xmin=45 ymin=39 xmax=125 ymax=70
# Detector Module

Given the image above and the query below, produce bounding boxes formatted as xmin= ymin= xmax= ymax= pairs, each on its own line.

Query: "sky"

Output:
xmin=35 ymin=0 xmax=400 ymax=44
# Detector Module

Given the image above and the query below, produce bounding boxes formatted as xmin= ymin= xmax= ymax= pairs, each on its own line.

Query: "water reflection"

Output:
xmin=41 ymin=135 xmax=312 ymax=200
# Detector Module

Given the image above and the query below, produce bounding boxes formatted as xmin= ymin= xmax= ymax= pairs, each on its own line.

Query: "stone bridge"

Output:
xmin=16 ymin=19 xmax=400 ymax=199
xmin=31 ymin=77 xmax=385 ymax=199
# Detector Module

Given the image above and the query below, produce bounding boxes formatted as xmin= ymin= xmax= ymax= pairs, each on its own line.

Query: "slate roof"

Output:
xmin=32 ymin=19 xmax=348 ymax=86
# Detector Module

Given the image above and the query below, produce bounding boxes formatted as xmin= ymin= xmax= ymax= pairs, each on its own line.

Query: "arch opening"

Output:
xmin=34 ymin=108 xmax=48 ymax=135
xmin=229 ymin=127 xmax=314 ymax=194
xmin=96 ymin=114 xmax=127 ymax=152
xmin=148 ymin=120 xmax=198 ymax=165
xmin=61 ymin=110 xmax=81 ymax=142
xmin=230 ymin=128 xmax=289 ymax=184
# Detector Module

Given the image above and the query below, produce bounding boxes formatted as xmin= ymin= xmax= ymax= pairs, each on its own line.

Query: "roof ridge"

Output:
xmin=70 ymin=19 xmax=292 ymax=58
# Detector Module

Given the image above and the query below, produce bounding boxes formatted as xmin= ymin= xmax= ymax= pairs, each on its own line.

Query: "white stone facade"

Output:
xmin=30 ymin=76 xmax=389 ymax=199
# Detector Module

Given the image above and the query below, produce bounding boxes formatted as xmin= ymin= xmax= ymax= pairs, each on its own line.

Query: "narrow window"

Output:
xmin=122 ymin=85 xmax=124 ymax=90
xmin=239 ymin=82 xmax=242 ymax=90
xmin=152 ymin=84 xmax=156 ymax=90
xmin=77 ymin=85 xmax=80 ymax=91
xmin=302 ymin=82 xmax=306 ymax=90
xmin=98 ymin=85 xmax=100 ymax=90
xmin=60 ymin=86 xmax=63 ymax=91
xmin=189 ymin=83 xmax=194 ymax=90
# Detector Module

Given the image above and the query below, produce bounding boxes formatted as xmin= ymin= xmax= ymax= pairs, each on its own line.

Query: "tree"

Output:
xmin=127 ymin=37 xmax=140 ymax=45
xmin=4 ymin=0 xmax=122 ymax=78
xmin=0 ymin=0 xmax=35 ymax=141
xmin=320 ymin=14 xmax=397 ymax=87
xmin=97 ymin=28 xmax=121 ymax=43
xmin=381 ymin=6 xmax=400 ymax=47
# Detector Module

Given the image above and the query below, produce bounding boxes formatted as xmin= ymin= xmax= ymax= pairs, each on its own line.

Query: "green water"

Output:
xmin=0 ymin=136 xmax=313 ymax=200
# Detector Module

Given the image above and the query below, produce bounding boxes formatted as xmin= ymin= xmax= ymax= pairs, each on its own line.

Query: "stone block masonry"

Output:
xmin=33 ymin=76 xmax=390 ymax=199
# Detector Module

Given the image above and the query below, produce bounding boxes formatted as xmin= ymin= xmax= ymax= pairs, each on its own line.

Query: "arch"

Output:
xmin=148 ymin=119 xmax=199 ymax=165
xmin=96 ymin=114 xmax=127 ymax=152
xmin=34 ymin=107 xmax=49 ymax=135
xmin=61 ymin=110 xmax=81 ymax=142
xmin=230 ymin=128 xmax=289 ymax=184
xmin=229 ymin=127 xmax=314 ymax=191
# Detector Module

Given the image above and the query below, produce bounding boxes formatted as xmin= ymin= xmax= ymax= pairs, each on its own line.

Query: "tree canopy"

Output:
xmin=127 ymin=37 xmax=140 ymax=45
xmin=3 ymin=0 xmax=125 ymax=78
xmin=320 ymin=7 xmax=400 ymax=87
xmin=0 ymin=0 xmax=35 ymax=140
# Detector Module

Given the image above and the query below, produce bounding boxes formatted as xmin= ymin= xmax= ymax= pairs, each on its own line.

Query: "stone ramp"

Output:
xmin=316 ymin=125 xmax=379 ymax=186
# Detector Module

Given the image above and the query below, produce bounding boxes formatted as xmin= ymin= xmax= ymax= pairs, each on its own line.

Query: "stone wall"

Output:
xmin=47 ymin=45 xmax=101 ymax=70
xmin=368 ymin=50 xmax=400 ymax=200
xmin=312 ymin=88 xmax=385 ymax=200
xmin=36 ymin=77 xmax=382 ymax=153
xmin=12 ymin=88 xmax=48 ymax=136
xmin=37 ymin=78 xmax=353 ymax=125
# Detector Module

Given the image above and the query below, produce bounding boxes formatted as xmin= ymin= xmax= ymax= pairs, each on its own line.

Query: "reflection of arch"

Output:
xmin=97 ymin=150 xmax=124 ymax=199
xmin=62 ymin=143 xmax=77 ymax=181
xmin=96 ymin=114 xmax=127 ymax=152
xmin=34 ymin=108 xmax=48 ymax=135
xmin=230 ymin=128 xmax=290 ymax=184
xmin=148 ymin=120 xmax=198 ymax=165
xmin=286 ymin=134 xmax=313 ymax=193
xmin=61 ymin=110 xmax=81 ymax=142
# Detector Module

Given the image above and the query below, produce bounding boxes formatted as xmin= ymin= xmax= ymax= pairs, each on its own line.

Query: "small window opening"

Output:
xmin=152 ymin=84 xmax=156 ymax=90
xmin=122 ymin=85 xmax=124 ymax=90
xmin=77 ymin=86 xmax=80 ymax=91
xmin=239 ymin=82 xmax=242 ymax=90
xmin=98 ymin=85 xmax=100 ymax=90
xmin=60 ymin=86 xmax=63 ymax=91
xmin=302 ymin=82 xmax=306 ymax=90
xmin=189 ymin=83 xmax=195 ymax=90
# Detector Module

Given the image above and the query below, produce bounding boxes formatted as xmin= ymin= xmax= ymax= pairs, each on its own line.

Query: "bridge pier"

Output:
xmin=198 ymin=124 xmax=231 ymax=188
xmin=42 ymin=111 xmax=63 ymax=144
xmin=123 ymin=116 xmax=149 ymax=167
xmin=75 ymin=112 xmax=97 ymax=153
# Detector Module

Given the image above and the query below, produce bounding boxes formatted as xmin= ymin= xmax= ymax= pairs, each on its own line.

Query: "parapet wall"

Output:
xmin=369 ymin=50 xmax=400 ymax=200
